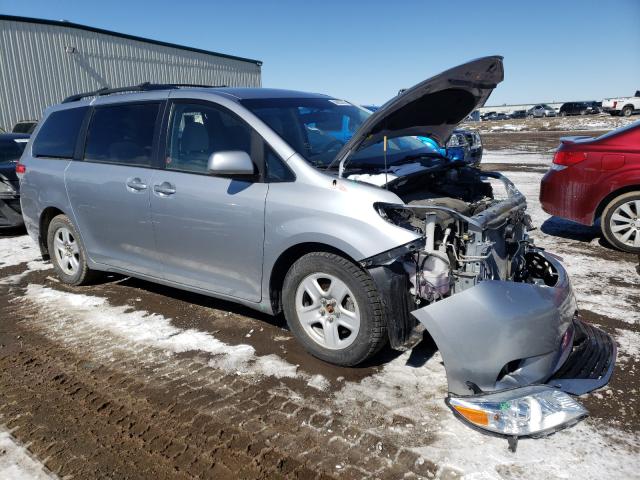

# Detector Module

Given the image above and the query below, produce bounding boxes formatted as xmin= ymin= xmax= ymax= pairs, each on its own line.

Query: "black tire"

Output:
xmin=600 ymin=191 xmax=640 ymax=254
xmin=47 ymin=214 xmax=99 ymax=285
xmin=622 ymin=105 xmax=633 ymax=117
xmin=282 ymin=252 xmax=386 ymax=366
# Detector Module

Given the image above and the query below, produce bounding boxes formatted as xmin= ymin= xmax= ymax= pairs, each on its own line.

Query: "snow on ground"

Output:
xmin=467 ymin=115 xmax=637 ymax=134
xmin=482 ymin=150 xmax=551 ymax=164
xmin=335 ymin=351 xmax=640 ymax=480
xmin=22 ymin=284 xmax=329 ymax=390
xmin=0 ymin=235 xmax=40 ymax=268
xmin=0 ymin=429 xmax=56 ymax=479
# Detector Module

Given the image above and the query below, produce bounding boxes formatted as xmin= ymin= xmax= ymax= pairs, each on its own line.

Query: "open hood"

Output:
xmin=338 ymin=56 xmax=504 ymax=176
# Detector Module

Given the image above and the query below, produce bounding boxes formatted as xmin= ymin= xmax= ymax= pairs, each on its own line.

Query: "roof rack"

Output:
xmin=62 ymin=82 xmax=227 ymax=103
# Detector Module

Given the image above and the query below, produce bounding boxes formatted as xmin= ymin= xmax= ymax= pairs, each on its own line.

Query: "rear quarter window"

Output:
xmin=32 ymin=107 xmax=88 ymax=158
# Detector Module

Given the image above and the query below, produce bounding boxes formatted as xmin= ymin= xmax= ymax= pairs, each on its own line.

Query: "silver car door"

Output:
xmin=65 ymin=101 xmax=163 ymax=276
xmin=149 ymin=100 xmax=268 ymax=302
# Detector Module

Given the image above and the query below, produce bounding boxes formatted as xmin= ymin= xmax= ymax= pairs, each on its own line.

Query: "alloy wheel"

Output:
xmin=53 ymin=226 xmax=81 ymax=275
xmin=609 ymin=199 xmax=640 ymax=248
xmin=295 ymin=273 xmax=360 ymax=350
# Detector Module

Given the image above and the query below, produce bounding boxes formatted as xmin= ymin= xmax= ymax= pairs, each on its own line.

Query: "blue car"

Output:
xmin=362 ymin=105 xmax=483 ymax=165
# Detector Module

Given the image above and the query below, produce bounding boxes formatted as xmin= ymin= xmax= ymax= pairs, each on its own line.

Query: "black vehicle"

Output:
xmin=12 ymin=120 xmax=38 ymax=134
xmin=509 ymin=110 xmax=527 ymax=119
xmin=559 ymin=101 xmax=600 ymax=116
xmin=0 ymin=133 xmax=29 ymax=229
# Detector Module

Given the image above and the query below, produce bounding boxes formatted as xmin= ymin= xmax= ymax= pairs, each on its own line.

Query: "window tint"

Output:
xmin=265 ymin=147 xmax=294 ymax=182
xmin=85 ymin=103 xmax=160 ymax=166
xmin=33 ymin=107 xmax=87 ymax=158
xmin=166 ymin=103 xmax=253 ymax=173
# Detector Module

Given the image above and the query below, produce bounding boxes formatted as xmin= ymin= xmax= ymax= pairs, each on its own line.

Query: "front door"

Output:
xmin=150 ymin=101 xmax=268 ymax=302
xmin=65 ymin=101 xmax=163 ymax=277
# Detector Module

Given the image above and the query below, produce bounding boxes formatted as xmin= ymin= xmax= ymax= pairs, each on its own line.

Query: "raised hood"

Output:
xmin=337 ymin=56 xmax=504 ymax=176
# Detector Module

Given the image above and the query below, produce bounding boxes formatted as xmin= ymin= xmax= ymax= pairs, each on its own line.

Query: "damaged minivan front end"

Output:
xmin=338 ymin=57 xmax=616 ymax=439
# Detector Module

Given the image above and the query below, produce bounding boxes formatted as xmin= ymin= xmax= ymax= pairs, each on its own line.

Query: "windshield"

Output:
xmin=241 ymin=97 xmax=437 ymax=170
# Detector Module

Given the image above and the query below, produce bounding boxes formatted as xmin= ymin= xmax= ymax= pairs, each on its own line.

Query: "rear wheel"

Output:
xmin=622 ymin=105 xmax=633 ymax=117
xmin=601 ymin=192 xmax=640 ymax=253
xmin=282 ymin=252 xmax=386 ymax=366
xmin=47 ymin=214 xmax=99 ymax=285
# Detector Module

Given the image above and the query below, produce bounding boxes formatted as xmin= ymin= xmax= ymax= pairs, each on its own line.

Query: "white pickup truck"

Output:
xmin=602 ymin=91 xmax=640 ymax=116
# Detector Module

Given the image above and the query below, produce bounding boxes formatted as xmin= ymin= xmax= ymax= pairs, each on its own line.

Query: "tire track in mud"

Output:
xmin=0 ymin=276 xmax=438 ymax=479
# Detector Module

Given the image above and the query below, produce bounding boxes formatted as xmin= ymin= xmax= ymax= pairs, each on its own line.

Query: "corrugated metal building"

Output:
xmin=0 ymin=15 xmax=262 ymax=131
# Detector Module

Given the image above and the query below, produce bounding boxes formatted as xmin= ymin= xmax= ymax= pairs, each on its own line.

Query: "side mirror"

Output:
xmin=207 ymin=151 xmax=255 ymax=176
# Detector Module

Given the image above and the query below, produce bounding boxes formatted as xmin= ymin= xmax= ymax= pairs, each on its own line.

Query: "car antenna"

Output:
xmin=383 ymin=135 xmax=388 ymax=189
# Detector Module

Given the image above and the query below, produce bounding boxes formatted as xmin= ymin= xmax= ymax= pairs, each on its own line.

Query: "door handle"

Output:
xmin=154 ymin=182 xmax=176 ymax=196
xmin=126 ymin=178 xmax=148 ymax=191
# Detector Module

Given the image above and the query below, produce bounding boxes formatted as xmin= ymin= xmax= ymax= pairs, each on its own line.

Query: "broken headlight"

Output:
xmin=447 ymin=385 xmax=587 ymax=437
xmin=375 ymin=203 xmax=418 ymax=232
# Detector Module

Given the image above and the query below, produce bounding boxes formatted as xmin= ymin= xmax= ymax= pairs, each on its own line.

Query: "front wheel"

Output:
xmin=282 ymin=252 xmax=386 ymax=366
xmin=601 ymin=192 xmax=640 ymax=253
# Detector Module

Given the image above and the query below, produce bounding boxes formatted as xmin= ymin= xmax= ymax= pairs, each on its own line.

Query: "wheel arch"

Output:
xmin=38 ymin=206 xmax=67 ymax=259
xmin=594 ymin=184 xmax=640 ymax=222
xmin=268 ymin=242 xmax=359 ymax=314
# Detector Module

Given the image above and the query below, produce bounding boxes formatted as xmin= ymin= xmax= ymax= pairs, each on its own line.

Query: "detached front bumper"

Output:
xmin=410 ymin=251 xmax=616 ymax=437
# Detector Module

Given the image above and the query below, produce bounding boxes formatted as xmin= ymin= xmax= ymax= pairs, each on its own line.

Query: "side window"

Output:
xmin=265 ymin=146 xmax=295 ymax=182
xmin=32 ymin=107 xmax=88 ymax=158
xmin=166 ymin=103 xmax=254 ymax=174
xmin=85 ymin=103 xmax=160 ymax=166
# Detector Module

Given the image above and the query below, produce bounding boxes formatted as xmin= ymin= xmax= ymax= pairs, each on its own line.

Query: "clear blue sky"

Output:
xmin=2 ymin=0 xmax=639 ymax=106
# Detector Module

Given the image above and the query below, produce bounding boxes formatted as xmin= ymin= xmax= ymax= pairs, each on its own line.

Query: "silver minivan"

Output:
xmin=18 ymin=57 xmax=615 ymax=437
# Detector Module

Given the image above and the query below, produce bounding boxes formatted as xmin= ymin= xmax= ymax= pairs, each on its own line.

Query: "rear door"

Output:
xmin=150 ymin=99 xmax=268 ymax=301
xmin=65 ymin=100 xmax=164 ymax=276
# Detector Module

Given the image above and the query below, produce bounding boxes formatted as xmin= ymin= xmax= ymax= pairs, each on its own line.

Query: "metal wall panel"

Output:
xmin=0 ymin=19 xmax=261 ymax=130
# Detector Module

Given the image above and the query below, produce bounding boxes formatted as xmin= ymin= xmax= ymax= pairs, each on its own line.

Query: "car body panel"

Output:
xmin=336 ymin=56 xmax=503 ymax=173
xmin=149 ymin=170 xmax=268 ymax=302
xmin=411 ymin=252 xmax=576 ymax=396
xmin=540 ymin=121 xmax=640 ymax=224
xmin=65 ymin=161 xmax=160 ymax=277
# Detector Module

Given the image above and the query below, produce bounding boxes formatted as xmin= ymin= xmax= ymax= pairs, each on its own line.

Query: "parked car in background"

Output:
xmin=559 ymin=101 xmax=600 ymax=116
xmin=540 ymin=120 xmax=640 ymax=253
xmin=18 ymin=56 xmax=615 ymax=438
xmin=486 ymin=112 xmax=510 ymax=121
xmin=602 ymin=91 xmax=640 ymax=117
xmin=509 ymin=109 xmax=527 ymax=119
xmin=0 ymin=133 xmax=29 ymax=229
xmin=480 ymin=111 xmax=496 ymax=121
xmin=12 ymin=120 xmax=38 ymax=134
xmin=527 ymin=104 xmax=557 ymax=118
xmin=363 ymin=105 xmax=483 ymax=165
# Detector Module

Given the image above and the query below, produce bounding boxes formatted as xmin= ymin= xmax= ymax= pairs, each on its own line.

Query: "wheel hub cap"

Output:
xmin=610 ymin=200 xmax=640 ymax=247
xmin=295 ymin=273 xmax=360 ymax=350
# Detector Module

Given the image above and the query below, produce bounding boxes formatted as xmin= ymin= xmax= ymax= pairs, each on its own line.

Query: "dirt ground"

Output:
xmin=1 ymin=114 xmax=639 ymax=479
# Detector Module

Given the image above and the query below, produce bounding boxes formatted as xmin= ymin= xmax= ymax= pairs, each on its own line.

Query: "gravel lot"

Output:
xmin=1 ymin=115 xmax=639 ymax=479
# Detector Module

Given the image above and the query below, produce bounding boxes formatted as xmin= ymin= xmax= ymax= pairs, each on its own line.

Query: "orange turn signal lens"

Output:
xmin=452 ymin=405 xmax=489 ymax=426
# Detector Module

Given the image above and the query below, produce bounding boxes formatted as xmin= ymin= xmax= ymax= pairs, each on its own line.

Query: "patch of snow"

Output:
xmin=615 ymin=328 xmax=640 ymax=360
xmin=0 ymin=259 xmax=51 ymax=285
xmin=0 ymin=236 xmax=40 ymax=268
xmin=0 ymin=429 xmax=55 ymax=479
xmin=336 ymin=351 xmax=640 ymax=479
xmin=481 ymin=150 xmax=550 ymax=165
xmin=22 ymin=284 xmax=321 ymax=386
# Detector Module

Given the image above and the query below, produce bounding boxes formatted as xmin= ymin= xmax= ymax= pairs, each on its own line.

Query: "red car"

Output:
xmin=540 ymin=121 xmax=640 ymax=253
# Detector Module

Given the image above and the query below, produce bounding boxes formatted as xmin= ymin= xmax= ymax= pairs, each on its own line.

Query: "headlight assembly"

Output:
xmin=447 ymin=385 xmax=587 ymax=438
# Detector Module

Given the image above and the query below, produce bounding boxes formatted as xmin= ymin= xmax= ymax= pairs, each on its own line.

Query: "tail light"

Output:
xmin=553 ymin=151 xmax=587 ymax=166
xmin=612 ymin=101 xmax=617 ymax=109
xmin=15 ymin=163 xmax=26 ymax=174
